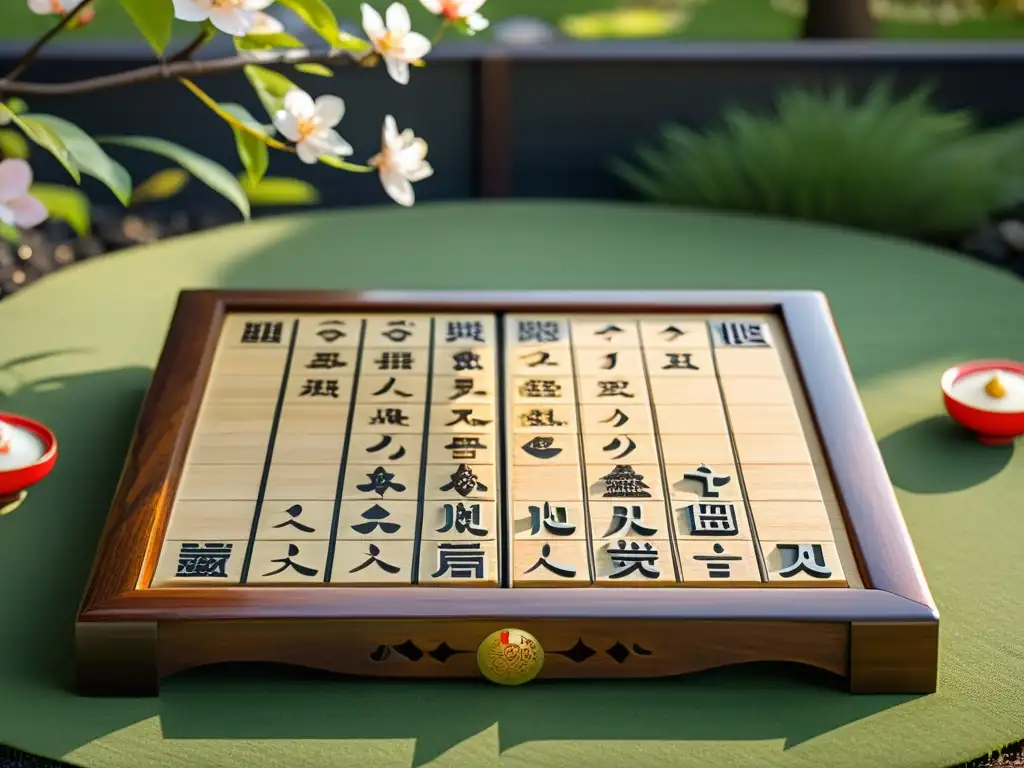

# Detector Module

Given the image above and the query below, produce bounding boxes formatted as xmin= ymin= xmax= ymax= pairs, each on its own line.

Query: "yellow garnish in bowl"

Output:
xmin=985 ymin=375 xmax=1007 ymax=399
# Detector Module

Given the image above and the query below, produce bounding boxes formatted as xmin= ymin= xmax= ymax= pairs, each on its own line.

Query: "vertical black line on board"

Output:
xmin=240 ymin=318 xmax=299 ymax=584
xmin=410 ymin=317 xmax=437 ymax=584
xmin=636 ymin=321 xmax=682 ymax=583
xmin=705 ymin=320 xmax=769 ymax=582
xmin=323 ymin=319 xmax=367 ymax=582
xmin=494 ymin=314 xmax=510 ymax=588
xmin=566 ymin=318 xmax=597 ymax=583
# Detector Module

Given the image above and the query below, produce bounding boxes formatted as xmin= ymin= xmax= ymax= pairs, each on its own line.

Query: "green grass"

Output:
xmin=0 ymin=0 xmax=1022 ymax=43
xmin=613 ymin=81 xmax=1024 ymax=239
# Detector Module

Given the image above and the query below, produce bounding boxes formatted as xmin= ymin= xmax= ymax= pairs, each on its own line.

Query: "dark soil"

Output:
xmin=0 ymin=206 xmax=1020 ymax=768
xmin=0 ymin=205 xmax=237 ymax=299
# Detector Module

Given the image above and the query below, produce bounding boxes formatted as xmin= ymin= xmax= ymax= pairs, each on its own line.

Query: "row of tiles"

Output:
xmin=212 ymin=346 xmax=784 ymax=379
xmin=152 ymin=536 xmax=844 ymax=588
xmin=191 ymin=402 xmax=808 ymax=437
xmin=164 ymin=497 xmax=840 ymax=546
xmin=220 ymin=316 xmax=772 ymax=351
xmin=202 ymin=372 xmax=798 ymax=407
xmin=175 ymin=461 xmax=830 ymax=505
xmin=185 ymin=430 xmax=819 ymax=468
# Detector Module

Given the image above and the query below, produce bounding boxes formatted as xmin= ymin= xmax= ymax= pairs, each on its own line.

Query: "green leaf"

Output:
xmin=274 ymin=0 xmax=368 ymax=51
xmin=23 ymin=114 xmax=132 ymax=205
xmin=30 ymin=183 xmax=91 ymax=236
xmin=0 ymin=129 xmax=30 ymax=160
xmin=294 ymin=63 xmax=333 ymax=77
xmin=241 ymin=176 xmax=320 ymax=206
xmin=131 ymin=168 xmax=190 ymax=204
xmin=0 ymin=106 xmax=80 ymax=183
xmin=320 ymin=155 xmax=374 ymax=173
xmin=120 ymin=0 xmax=174 ymax=56
xmin=99 ymin=136 xmax=250 ymax=220
xmin=236 ymin=31 xmax=306 ymax=51
xmin=5 ymin=99 xmax=28 ymax=116
xmin=219 ymin=103 xmax=274 ymax=136
xmin=235 ymin=128 xmax=269 ymax=186
xmin=0 ymin=221 xmax=19 ymax=245
xmin=179 ymin=79 xmax=289 ymax=150
xmin=244 ymin=65 xmax=299 ymax=120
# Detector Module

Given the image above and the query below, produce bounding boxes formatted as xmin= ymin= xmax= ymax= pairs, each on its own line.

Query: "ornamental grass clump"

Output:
xmin=613 ymin=82 xmax=1024 ymax=240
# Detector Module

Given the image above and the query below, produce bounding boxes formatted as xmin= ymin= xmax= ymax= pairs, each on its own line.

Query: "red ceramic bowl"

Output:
xmin=0 ymin=413 xmax=57 ymax=497
xmin=941 ymin=360 xmax=1024 ymax=445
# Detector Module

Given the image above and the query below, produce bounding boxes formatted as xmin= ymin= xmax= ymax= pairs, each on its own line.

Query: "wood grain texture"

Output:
xmin=76 ymin=290 xmax=223 ymax=612
xmin=75 ymin=621 xmax=158 ymax=696
xmin=849 ymin=621 xmax=939 ymax=693
xmin=73 ymin=290 xmax=938 ymax=697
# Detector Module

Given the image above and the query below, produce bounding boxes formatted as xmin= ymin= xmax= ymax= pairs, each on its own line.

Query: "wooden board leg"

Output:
xmin=849 ymin=621 xmax=938 ymax=694
xmin=75 ymin=621 xmax=159 ymax=696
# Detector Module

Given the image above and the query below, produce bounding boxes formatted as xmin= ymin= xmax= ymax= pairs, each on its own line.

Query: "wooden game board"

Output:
xmin=74 ymin=290 xmax=939 ymax=696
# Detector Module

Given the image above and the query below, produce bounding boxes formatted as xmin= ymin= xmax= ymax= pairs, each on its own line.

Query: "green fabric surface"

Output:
xmin=0 ymin=201 xmax=1022 ymax=768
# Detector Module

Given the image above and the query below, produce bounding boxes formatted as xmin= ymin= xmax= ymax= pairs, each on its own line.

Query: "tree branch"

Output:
xmin=169 ymin=28 xmax=214 ymax=63
xmin=0 ymin=47 xmax=362 ymax=96
xmin=4 ymin=0 xmax=95 ymax=83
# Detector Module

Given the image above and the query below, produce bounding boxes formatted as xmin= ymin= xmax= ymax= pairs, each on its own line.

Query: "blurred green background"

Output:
xmin=1 ymin=0 xmax=1023 ymax=41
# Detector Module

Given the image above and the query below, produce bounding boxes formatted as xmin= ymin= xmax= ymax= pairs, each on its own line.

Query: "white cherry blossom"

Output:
xmin=28 ymin=0 xmax=81 ymax=14
xmin=249 ymin=10 xmax=284 ymax=34
xmin=361 ymin=3 xmax=432 ymax=85
xmin=419 ymin=0 xmax=488 ymax=33
xmin=27 ymin=0 xmax=94 ymax=23
xmin=172 ymin=0 xmax=275 ymax=38
xmin=273 ymin=89 xmax=353 ymax=164
xmin=369 ymin=115 xmax=432 ymax=207
xmin=0 ymin=160 xmax=48 ymax=229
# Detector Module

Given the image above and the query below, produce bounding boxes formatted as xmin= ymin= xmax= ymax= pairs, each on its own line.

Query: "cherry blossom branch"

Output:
xmin=169 ymin=29 xmax=214 ymax=63
xmin=4 ymin=0 xmax=95 ymax=83
xmin=0 ymin=47 xmax=360 ymax=96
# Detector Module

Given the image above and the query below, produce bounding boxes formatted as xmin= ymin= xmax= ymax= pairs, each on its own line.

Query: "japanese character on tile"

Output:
xmin=521 ymin=436 xmax=562 ymax=460
xmin=241 ymin=321 xmax=282 ymax=344
xmin=519 ymin=408 xmax=567 ymax=428
xmin=351 ymin=504 xmax=402 ymax=535
xmin=777 ymin=544 xmax=832 ymax=579
xmin=307 ymin=351 xmax=348 ymax=369
xmin=602 ymin=465 xmax=652 ymax=498
xmin=446 ymin=435 xmax=488 ymax=461
xmin=371 ymin=377 xmax=413 ymax=398
xmin=357 ymin=466 xmax=407 ymax=497
xmin=315 ymin=320 xmax=347 ymax=344
xmin=445 ymin=408 xmax=492 ymax=428
xmin=439 ymin=464 xmax=488 ymax=497
xmin=445 ymin=320 xmax=486 ymax=343
xmin=365 ymin=435 xmax=408 ymax=461
xmin=432 ymin=543 xmax=486 ymax=579
xmin=529 ymin=502 xmax=577 ymax=536
xmin=449 ymin=377 xmax=489 ymax=401
xmin=524 ymin=543 xmax=577 ymax=579
xmin=438 ymin=502 xmax=489 ymax=536
xmin=299 ymin=378 xmax=341 ymax=398
xmin=518 ymin=320 xmax=561 ymax=343
xmin=683 ymin=464 xmax=732 ymax=498
xmin=350 ymin=543 xmax=402 ymax=574
xmin=176 ymin=543 xmax=233 ymax=577
xmin=381 ymin=320 xmax=415 ymax=343
xmin=693 ymin=543 xmax=742 ymax=579
xmin=263 ymin=543 xmax=319 ymax=578
xmin=607 ymin=540 xmax=660 ymax=579
xmin=272 ymin=504 xmax=316 ymax=534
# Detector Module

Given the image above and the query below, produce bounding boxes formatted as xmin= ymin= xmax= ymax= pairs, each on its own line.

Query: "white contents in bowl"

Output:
xmin=0 ymin=420 xmax=47 ymax=470
xmin=949 ymin=370 xmax=1024 ymax=413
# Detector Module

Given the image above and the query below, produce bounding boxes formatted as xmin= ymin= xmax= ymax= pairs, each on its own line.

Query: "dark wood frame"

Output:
xmin=74 ymin=290 xmax=939 ymax=696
